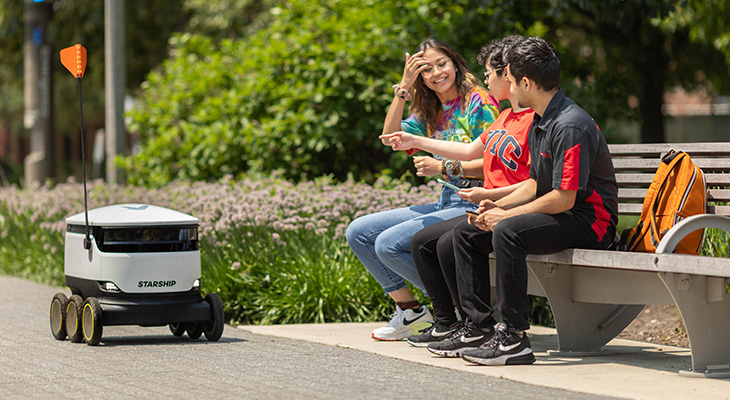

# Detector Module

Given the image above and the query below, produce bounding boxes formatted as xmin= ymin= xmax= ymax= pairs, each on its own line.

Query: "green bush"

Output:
xmin=121 ymin=0 xmax=421 ymax=186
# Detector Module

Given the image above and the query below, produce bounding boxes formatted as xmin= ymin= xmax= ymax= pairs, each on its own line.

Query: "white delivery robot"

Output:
xmin=49 ymin=204 xmax=224 ymax=345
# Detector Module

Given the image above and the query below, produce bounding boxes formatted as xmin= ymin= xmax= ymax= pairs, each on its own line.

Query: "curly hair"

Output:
xmin=477 ymin=35 xmax=526 ymax=78
xmin=407 ymin=38 xmax=482 ymax=135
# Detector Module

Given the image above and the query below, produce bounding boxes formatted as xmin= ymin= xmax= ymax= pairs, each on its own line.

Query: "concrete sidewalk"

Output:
xmin=239 ymin=323 xmax=730 ymax=399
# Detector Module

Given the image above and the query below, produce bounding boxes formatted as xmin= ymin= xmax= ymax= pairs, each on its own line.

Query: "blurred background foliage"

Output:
xmin=0 ymin=0 xmax=729 ymax=186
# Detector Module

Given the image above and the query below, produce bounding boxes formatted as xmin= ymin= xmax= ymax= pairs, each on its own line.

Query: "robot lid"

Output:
xmin=65 ymin=204 xmax=199 ymax=227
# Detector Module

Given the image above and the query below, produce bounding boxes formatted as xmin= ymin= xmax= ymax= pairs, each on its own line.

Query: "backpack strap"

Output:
xmin=661 ymin=149 xmax=681 ymax=164
xmin=619 ymin=223 xmax=641 ymax=251
xmin=648 ymin=151 xmax=687 ymax=248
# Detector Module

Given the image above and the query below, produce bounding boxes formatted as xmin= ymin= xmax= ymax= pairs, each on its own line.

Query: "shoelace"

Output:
xmin=448 ymin=320 xmax=475 ymax=341
xmin=384 ymin=307 xmax=405 ymax=327
xmin=482 ymin=324 xmax=511 ymax=348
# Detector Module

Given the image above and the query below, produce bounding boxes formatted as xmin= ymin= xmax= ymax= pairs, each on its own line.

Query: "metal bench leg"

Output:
xmin=659 ymin=272 xmax=730 ymax=378
xmin=529 ymin=263 xmax=644 ymax=356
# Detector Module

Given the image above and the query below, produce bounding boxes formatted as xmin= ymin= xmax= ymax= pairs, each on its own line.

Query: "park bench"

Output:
xmin=492 ymin=142 xmax=730 ymax=378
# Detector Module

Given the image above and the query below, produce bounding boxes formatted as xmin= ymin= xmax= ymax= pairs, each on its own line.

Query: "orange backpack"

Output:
xmin=620 ymin=150 xmax=707 ymax=254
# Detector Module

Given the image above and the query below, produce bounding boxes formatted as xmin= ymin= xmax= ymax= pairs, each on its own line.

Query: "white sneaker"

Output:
xmin=371 ymin=305 xmax=433 ymax=341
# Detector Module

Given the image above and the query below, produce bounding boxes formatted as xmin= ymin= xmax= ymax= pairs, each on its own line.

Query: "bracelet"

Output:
xmin=454 ymin=161 xmax=463 ymax=177
xmin=392 ymin=84 xmax=412 ymax=101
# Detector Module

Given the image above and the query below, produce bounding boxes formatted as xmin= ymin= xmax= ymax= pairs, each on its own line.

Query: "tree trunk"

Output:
xmin=637 ymin=26 xmax=668 ymax=144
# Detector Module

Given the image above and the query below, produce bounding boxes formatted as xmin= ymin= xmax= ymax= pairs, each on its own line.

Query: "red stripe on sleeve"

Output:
xmin=586 ymin=190 xmax=610 ymax=241
xmin=561 ymin=143 xmax=581 ymax=190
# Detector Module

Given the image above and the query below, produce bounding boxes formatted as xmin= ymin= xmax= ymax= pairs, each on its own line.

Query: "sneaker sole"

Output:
xmin=462 ymin=351 xmax=536 ymax=366
xmin=371 ymin=332 xmax=407 ymax=341
xmin=427 ymin=346 xmax=479 ymax=358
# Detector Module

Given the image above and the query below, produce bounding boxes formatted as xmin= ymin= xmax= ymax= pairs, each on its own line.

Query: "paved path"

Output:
xmin=243 ymin=323 xmax=730 ymax=399
xmin=0 ymin=275 xmax=611 ymax=399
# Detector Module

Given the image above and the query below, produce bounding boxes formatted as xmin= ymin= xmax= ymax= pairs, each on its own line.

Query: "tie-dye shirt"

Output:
xmin=401 ymin=87 xmax=500 ymax=179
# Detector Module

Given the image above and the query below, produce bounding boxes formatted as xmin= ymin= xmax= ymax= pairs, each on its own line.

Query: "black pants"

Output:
xmin=411 ymin=216 xmax=466 ymax=326
xmin=452 ymin=212 xmax=615 ymax=331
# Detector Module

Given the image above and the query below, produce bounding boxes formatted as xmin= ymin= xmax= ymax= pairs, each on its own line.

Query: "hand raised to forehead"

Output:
xmin=400 ymin=51 xmax=428 ymax=90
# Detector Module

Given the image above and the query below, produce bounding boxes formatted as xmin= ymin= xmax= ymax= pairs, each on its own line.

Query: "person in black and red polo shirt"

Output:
xmin=428 ymin=36 xmax=618 ymax=365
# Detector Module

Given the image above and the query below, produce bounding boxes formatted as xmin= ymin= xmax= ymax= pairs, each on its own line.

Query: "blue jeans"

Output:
xmin=346 ymin=187 xmax=476 ymax=295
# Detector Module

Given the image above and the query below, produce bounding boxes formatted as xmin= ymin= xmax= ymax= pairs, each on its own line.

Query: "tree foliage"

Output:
xmin=122 ymin=0 xmax=472 ymax=185
xmin=123 ymin=0 xmax=730 ymax=185
xmin=655 ymin=0 xmax=730 ymax=86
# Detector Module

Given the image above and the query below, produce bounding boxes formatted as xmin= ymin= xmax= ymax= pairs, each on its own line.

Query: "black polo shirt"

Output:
xmin=528 ymin=89 xmax=618 ymax=242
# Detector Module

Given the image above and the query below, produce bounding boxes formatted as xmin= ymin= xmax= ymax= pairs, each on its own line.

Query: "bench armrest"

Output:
xmin=655 ymin=214 xmax=730 ymax=254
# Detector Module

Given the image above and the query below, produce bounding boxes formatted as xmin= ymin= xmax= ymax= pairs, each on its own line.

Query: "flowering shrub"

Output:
xmin=0 ymin=175 xmax=440 ymax=240
xmin=0 ymin=176 xmax=441 ymax=324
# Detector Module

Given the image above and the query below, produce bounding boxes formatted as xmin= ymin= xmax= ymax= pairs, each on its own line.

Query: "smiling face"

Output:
xmin=420 ymin=47 xmax=458 ymax=102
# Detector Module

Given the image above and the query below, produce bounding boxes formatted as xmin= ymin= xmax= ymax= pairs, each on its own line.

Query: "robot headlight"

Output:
xmin=101 ymin=281 xmax=121 ymax=292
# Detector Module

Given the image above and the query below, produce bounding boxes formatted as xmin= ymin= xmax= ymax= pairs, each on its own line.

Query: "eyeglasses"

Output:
xmin=483 ymin=68 xmax=503 ymax=79
xmin=422 ymin=58 xmax=453 ymax=78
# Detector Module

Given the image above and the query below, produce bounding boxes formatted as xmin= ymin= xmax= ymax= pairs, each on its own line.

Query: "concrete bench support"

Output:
xmin=660 ymin=271 xmax=730 ymax=378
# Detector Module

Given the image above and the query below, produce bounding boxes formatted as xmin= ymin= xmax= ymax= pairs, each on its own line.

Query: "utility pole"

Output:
xmin=105 ymin=0 xmax=126 ymax=184
xmin=23 ymin=0 xmax=54 ymax=187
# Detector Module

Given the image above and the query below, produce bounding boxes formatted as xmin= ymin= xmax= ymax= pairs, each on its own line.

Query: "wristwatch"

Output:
xmin=442 ymin=159 xmax=455 ymax=177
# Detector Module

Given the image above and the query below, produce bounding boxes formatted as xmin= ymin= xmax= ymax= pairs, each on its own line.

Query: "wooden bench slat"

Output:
xmin=618 ymin=188 xmax=730 ymax=202
xmin=618 ymin=203 xmax=730 ymax=215
xmin=708 ymin=189 xmax=730 ymax=202
xmin=613 ymin=158 xmax=730 ymax=172
xmin=617 ymin=188 xmax=646 ymax=202
xmin=616 ymin=173 xmax=730 ymax=186
xmin=609 ymin=142 xmax=730 ymax=157
xmin=708 ymin=204 xmax=730 ymax=215
xmin=618 ymin=203 xmax=643 ymax=215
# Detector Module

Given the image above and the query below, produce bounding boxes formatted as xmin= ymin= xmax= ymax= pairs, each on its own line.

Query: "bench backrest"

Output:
xmin=608 ymin=142 xmax=730 ymax=217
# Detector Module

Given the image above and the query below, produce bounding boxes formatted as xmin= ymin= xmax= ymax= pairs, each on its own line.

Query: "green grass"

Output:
xmin=200 ymin=225 xmax=399 ymax=325
xmin=0 ymin=204 xmax=64 ymax=286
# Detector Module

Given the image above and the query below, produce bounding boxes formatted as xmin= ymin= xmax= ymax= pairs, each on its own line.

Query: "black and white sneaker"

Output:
xmin=461 ymin=322 xmax=536 ymax=365
xmin=407 ymin=321 xmax=462 ymax=347
xmin=426 ymin=321 xmax=493 ymax=357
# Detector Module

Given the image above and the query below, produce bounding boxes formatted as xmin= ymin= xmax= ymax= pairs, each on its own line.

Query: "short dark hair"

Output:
xmin=477 ymin=35 xmax=525 ymax=77
xmin=504 ymin=36 xmax=560 ymax=91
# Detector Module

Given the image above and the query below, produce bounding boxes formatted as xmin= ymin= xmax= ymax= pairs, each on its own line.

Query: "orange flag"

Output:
xmin=60 ymin=44 xmax=87 ymax=78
